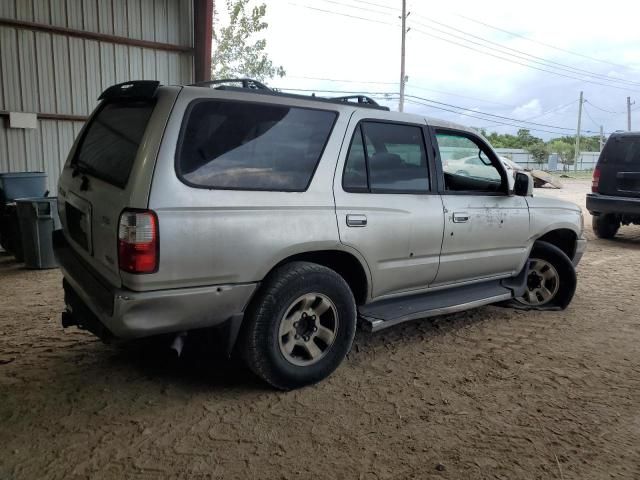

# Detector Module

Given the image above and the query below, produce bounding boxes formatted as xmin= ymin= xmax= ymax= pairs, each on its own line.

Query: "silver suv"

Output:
xmin=54 ymin=80 xmax=586 ymax=389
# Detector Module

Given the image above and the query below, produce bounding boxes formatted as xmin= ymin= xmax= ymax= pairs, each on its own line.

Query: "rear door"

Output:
xmin=334 ymin=112 xmax=445 ymax=299
xmin=431 ymin=128 xmax=530 ymax=286
xmin=597 ymin=135 xmax=640 ymax=197
xmin=57 ymin=84 xmax=179 ymax=287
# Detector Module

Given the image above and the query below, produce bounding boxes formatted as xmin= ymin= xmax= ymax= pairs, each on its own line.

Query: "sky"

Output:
xmin=239 ymin=0 xmax=640 ymax=140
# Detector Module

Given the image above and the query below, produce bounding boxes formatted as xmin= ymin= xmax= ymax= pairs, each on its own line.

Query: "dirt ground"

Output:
xmin=1 ymin=179 xmax=639 ymax=479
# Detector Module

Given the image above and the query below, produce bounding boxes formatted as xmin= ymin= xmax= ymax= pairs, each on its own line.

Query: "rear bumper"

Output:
xmin=586 ymin=193 xmax=640 ymax=216
xmin=53 ymin=230 xmax=257 ymax=341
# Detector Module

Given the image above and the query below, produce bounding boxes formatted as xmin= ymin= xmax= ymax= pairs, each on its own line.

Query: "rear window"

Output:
xmin=176 ymin=100 xmax=337 ymax=191
xmin=74 ymin=101 xmax=155 ymax=188
xmin=601 ymin=136 xmax=640 ymax=165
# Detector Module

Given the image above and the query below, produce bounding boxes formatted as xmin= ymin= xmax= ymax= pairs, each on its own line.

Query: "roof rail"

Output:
xmin=190 ymin=78 xmax=272 ymax=91
xmin=187 ymin=78 xmax=390 ymax=111
xmin=329 ymin=95 xmax=382 ymax=107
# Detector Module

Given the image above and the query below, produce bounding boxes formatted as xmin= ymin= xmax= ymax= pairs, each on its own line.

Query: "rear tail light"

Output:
xmin=591 ymin=165 xmax=601 ymax=193
xmin=118 ymin=210 xmax=158 ymax=274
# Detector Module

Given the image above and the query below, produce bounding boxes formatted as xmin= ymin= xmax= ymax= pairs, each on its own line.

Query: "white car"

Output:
xmin=444 ymin=155 xmax=490 ymax=177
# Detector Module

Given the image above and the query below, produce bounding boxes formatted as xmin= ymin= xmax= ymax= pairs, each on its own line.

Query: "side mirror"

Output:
xmin=514 ymin=172 xmax=533 ymax=196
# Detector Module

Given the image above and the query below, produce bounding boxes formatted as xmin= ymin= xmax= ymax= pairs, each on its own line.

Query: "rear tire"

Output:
xmin=515 ymin=241 xmax=576 ymax=309
xmin=239 ymin=261 xmax=357 ymax=390
xmin=592 ymin=213 xmax=620 ymax=239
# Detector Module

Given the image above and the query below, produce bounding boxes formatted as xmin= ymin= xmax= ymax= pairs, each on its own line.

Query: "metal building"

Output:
xmin=0 ymin=0 xmax=212 ymax=192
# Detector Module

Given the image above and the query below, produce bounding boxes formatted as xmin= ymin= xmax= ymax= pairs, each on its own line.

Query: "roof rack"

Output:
xmin=190 ymin=78 xmax=272 ymax=91
xmin=330 ymin=95 xmax=382 ymax=107
xmin=188 ymin=77 xmax=390 ymax=111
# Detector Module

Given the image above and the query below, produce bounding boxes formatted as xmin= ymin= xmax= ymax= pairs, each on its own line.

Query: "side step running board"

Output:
xmin=358 ymin=280 xmax=514 ymax=332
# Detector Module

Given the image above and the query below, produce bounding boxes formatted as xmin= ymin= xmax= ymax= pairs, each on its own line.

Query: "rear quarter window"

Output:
xmin=176 ymin=100 xmax=338 ymax=191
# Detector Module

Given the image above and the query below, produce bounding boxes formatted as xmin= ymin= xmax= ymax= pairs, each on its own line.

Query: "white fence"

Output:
xmin=495 ymin=149 xmax=599 ymax=172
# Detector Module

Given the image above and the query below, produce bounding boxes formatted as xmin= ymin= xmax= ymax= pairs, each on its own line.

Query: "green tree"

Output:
xmin=527 ymin=142 xmax=549 ymax=166
xmin=547 ymin=135 xmax=600 ymax=152
xmin=212 ymin=0 xmax=285 ymax=81
xmin=516 ymin=129 xmax=538 ymax=147
xmin=549 ymin=140 xmax=575 ymax=170
xmin=484 ymin=130 xmax=543 ymax=149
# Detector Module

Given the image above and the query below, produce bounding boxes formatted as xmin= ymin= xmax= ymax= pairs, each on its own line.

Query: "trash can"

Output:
xmin=0 ymin=172 xmax=47 ymax=204
xmin=0 ymin=204 xmax=24 ymax=261
xmin=0 ymin=172 xmax=48 ymax=261
xmin=15 ymin=197 xmax=61 ymax=269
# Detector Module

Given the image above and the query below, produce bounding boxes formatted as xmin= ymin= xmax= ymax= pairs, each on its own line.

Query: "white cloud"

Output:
xmin=512 ymin=99 xmax=542 ymax=119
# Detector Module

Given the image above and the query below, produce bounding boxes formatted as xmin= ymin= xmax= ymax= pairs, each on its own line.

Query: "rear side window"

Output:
xmin=343 ymin=121 xmax=429 ymax=193
xmin=75 ymin=100 xmax=155 ymax=188
xmin=177 ymin=100 xmax=337 ymax=191
xmin=601 ymin=136 xmax=640 ymax=164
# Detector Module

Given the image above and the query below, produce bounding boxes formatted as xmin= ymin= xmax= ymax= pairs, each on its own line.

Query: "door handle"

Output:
xmin=452 ymin=212 xmax=470 ymax=223
xmin=346 ymin=214 xmax=367 ymax=227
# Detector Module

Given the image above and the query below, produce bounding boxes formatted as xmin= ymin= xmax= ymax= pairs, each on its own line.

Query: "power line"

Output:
xmin=523 ymin=100 xmax=578 ymax=121
xmin=276 ymin=87 xmax=605 ymax=134
xmin=335 ymin=0 xmax=396 ymax=11
xmin=410 ymin=27 xmax=640 ymax=94
xmin=410 ymin=15 xmax=640 ymax=88
xmin=288 ymin=75 xmax=397 ymax=85
xmin=404 ymin=85 xmax=516 ymax=108
xmin=583 ymin=100 xmax=626 ymax=115
xmin=287 ymin=74 xmax=516 ymax=107
xmin=316 ymin=0 xmax=395 ymax=13
xmin=582 ymin=104 xmax=600 ymax=129
xmin=290 ymin=2 xmax=640 ymax=93
xmin=288 ymin=2 xmax=397 ymax=27
xmin=403 ymin=93 xmax=591 ymax=131
xmin=483 ymin=100 xmax=578 ymax=132
xmin=323 ymin=0 xmax=639 ymax=89
xmin=312 ymin=0 xmax=393 ymax=16
xmin=402 ymin=98 xmax=577 ymax=135
xmin=372 ymin=96 xmax=572 ymax=135
xmin=457 ymin=14 xmax=631 ymax=71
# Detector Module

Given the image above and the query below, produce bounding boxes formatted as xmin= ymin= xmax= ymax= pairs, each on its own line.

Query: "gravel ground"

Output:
xmin=1 ymin=179 xmax=639 ymax=479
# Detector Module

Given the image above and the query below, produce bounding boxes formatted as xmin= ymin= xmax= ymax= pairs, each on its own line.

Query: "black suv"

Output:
xmin=587 ymin=132 xmax=640 ymax=238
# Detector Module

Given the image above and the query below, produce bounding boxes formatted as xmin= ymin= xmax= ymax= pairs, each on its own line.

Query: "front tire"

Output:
xmin=239 ymin=262 xmax=357 ymax=390
xmin=592 ymin=213 xmax=620 ymax=239
xmin=515 ymin=241 xmax=576 ymax=309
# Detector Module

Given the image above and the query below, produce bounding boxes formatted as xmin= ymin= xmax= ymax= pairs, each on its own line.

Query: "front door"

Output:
xmin=333 ymin=113 xmax=445 ymax=299
xmin=431 ymin=128 xmax=530 ymax=286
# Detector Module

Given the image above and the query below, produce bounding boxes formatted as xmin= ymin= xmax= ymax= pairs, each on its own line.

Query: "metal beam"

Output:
xmin=193 ymin=0 xmax=213 ymax=82
xmin=0 ymin=110 xmax=88 ymax=122
xmin=0 ymin=18 xmax=193 ymax=54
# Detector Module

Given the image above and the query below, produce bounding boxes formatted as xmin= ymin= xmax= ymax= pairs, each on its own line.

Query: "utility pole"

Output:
xmin=399 ymin=0 xmax=407 ymax=112
xmin=627 ymin=97 xmax=632 ymax=131
xmin=574 ymin=91 xmax=583 ymax=172
xmin=599 ymin=125 xmax=604 ymax=152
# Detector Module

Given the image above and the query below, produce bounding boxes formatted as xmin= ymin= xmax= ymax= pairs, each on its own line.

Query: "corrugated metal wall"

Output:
xmin=0 ymin=0 xmax=194 ymax=192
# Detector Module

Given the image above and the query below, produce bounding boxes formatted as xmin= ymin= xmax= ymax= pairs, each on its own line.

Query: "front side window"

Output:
xmin=343 ymin=121 xmax=429 ymax=193
xmin=435 ymin=131 xmax=504 ymax=193
xmin=177 ymin=100 xmax=337 ymax=191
